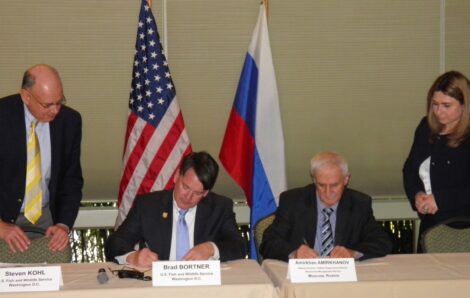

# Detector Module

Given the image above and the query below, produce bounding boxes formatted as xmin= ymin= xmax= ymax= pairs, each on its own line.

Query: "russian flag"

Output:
xmin=219 ymin=3 xmax=287 ymax=260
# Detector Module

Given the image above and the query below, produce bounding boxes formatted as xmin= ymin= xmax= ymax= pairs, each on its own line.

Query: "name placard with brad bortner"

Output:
xmin=152 ymin=260 xmax=221 ymax=286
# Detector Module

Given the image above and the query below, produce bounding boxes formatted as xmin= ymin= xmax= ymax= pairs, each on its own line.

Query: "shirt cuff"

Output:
xmin=353 ymin=251 xmax=364 ymax=260
xmin=288 ymin=250 xmax=296 ymax=259
xmin=209 ymin=242 xmax=220 ymax=260
xmin=115 ymin=251 xmax=135 ymax=265
xmin=56 ymin=223 xmax=70 ymax=233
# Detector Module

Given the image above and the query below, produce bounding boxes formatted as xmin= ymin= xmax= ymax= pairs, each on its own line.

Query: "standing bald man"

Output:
xmin=0 ymin=64 xmax=83 ymax=253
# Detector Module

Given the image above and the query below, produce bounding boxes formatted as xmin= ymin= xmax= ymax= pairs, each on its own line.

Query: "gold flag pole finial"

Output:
xmin=262 ymin=0 xmax=269 ymax=19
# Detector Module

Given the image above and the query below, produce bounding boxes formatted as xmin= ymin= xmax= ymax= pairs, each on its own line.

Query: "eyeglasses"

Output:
xmin=24 ymin=89 xmax=66 ymax=109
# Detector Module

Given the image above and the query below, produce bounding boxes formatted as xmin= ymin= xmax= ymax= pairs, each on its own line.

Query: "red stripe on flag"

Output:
xmin=219 ymin=109 xmax=255 ymax=206
xmin=136 ymin=112 xmax=186 ymax=194
xmin=118 ymin=121 xmax=156 ymax=206
xmin=122 ymin=112 xmax=138 ymax=157
xmin=164 ymin=145 xmax=193 ymax=190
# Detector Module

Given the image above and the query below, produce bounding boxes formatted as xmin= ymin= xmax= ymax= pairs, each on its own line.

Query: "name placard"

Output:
xmin=288 ymin=258 xmax=357 ymax=283
xmin=152 ymin=260 xmax=221 ymax=287
xmin=0 ymin=266 xmax=62 ymax=292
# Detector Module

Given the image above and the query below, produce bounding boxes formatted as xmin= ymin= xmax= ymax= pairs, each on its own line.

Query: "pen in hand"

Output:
xmin=302 ymin=237 xmax=309 ymax=247
xmin=301 ymin=237 xmax=322 ymax=258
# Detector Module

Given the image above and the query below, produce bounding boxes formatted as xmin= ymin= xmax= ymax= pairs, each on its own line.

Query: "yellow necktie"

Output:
xmin=24 ymin=120 xmax=43 ymax=224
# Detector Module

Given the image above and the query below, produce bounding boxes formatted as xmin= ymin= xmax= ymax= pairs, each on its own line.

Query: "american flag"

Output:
xmin=116 ymin=0 xmax=192 ymax=227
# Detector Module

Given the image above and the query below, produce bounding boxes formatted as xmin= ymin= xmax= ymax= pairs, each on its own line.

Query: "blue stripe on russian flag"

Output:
xmin=233 ymin=54 xmax=258 ymax=137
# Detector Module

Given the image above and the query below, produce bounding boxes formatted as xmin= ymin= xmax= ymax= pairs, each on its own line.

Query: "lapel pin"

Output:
xmin=162 ymin=212 xmax=168 ymax=219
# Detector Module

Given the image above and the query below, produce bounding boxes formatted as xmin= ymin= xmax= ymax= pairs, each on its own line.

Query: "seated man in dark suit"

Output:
xmin=105 ymin=151 xmax=246 ymax=267
xmin=260 ymin=151 xmax=392 ymax=261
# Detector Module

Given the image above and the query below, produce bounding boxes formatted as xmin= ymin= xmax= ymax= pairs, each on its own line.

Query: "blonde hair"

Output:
xmin=427 ymin=71 xmax=470 ymax=147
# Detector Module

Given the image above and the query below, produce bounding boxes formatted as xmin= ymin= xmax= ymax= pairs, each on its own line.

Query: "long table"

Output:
xmin=2 ymin=259 xmax=277 ymax=298
xmin=262 ymin=253 xmax=470 ymax=298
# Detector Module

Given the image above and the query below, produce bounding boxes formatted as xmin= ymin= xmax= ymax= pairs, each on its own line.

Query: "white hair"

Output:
xmin=310 ymin=151 xmax=349 ymax=179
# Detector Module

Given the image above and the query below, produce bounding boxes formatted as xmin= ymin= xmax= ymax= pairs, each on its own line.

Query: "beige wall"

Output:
xmin=0 ymin=0 xmax=469 ymax=201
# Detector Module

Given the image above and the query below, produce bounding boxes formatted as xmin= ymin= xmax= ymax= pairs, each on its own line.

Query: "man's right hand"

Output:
xmin=293 ymin=244 xmax=319 ymax=259
xmin=126 ymin=248 xmax=159 ymax=268
xmin=0 ymin=220 xmax=31 ymax=253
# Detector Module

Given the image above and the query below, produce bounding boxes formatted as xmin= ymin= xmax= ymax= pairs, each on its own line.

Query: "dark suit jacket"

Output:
xmin=105 ymin=190 xmax=246 ymax=262
xmin=0 ymin=94 xmax=83 ymax=229
xmin=403 ymin=116 xmax=470 ymax=235
xmin=260 ymin=184 xmax=392 ymax=261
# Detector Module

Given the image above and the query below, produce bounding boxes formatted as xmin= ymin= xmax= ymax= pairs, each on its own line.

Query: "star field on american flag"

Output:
xmin=129 ymin=3 xmax=175 ymax=127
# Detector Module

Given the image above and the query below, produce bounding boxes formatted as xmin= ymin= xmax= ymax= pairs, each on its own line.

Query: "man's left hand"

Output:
xmin=182 ymin=242 xmax=214 ymax=260
xmin=329 ymin=246 xmax=355 ymax=258
xmin=45 ymin=224 xmax=70 ymax=252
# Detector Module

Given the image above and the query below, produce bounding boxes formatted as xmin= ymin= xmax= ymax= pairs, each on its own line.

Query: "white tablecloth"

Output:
xmin=262 ymin=253 xmax=470 ymax=298
xmin=1 ymin=259 xmax=277 ymax=298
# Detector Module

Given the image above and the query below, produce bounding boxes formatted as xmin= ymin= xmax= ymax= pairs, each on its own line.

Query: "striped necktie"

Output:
xmin=320 ymin=207 xmax=334 ymax=257
xmin=24 ymin=120 xmax=43 ymax=224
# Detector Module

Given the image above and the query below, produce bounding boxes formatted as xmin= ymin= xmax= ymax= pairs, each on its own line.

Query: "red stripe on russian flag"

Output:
xmin=219 ymin=109 xmax=255 ymax=206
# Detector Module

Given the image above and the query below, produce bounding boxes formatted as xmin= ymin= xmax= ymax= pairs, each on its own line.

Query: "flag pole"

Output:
xmin=147 ymin=0 xmax=152 ymax=7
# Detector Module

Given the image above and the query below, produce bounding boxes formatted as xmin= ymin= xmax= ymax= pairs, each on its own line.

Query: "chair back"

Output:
xmin=0 ymin=226 xmax=72 ymax=263
xmin=254 ymin=214 xmax=275 ymax=263
xmin=421 ymin=217 xmax=470 ymax=253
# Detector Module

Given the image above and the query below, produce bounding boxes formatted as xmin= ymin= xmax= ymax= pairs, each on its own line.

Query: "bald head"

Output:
xmin=22 ymin=64 xmax=63 ymax=94
xmin=20 ymin=64 xmax=65 ymax=122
